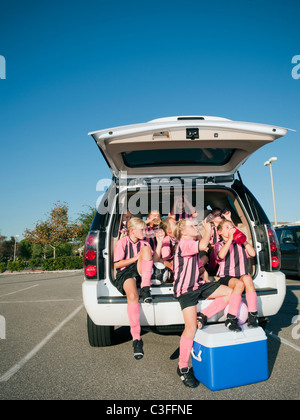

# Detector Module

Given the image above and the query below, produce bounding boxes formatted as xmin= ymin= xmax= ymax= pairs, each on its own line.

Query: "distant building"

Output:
xmin=271 ymin=221 xmax=300 ymax=227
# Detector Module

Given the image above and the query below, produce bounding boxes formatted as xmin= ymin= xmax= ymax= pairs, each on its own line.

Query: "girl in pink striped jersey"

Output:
xmin=214 ymin=219 xmax=259 ymax=330
xmin=169 ymin=194 xmax=198 ymax=221
xmin=173 ymin=218 xmax=236 ymax=388
xmin=114 ymin=217 xmax=154 ymax=360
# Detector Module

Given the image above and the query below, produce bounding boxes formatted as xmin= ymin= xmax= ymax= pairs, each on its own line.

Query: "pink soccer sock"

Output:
xmin=228 ymin=294 xmax=242 ymax=317
xmin=141 ymin=259 xmax=153 ymax=288
xmin=246 ymin=292 xmax=257 ymax=312
xmin=201 ymin=297 xmax=227 ymax=320
xmin=178 ymin=335 xmax=194 ymax=370
xmin=127 ymin=303 xmax=141 ymax=341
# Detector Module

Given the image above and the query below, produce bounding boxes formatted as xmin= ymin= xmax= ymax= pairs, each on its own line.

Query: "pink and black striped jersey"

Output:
xmin=114 ymin=236 xmax=151 ymax=271
xmin=173 ymin=238 xmax=204 ymax=298
xmin=214 ymin=240 xmax=251 ymax=278
xmin=161 ymin=235 xmax=177 ymax=261
xmin=144 ymin=226 xmax=157 ymax=251
xmin=209 ymin=225 xmax=221 ymax=245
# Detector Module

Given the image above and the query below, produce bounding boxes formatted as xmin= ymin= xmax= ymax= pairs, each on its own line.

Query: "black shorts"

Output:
xmin=177 ymin=282 xmax=221 ymax=311
xmin=113 ymin=262 xmax=141 ymax=295
xmin=199 ymin=250 xmax=209 ymax=258
xmin=219 ymin=275 xmax=245 ymax=286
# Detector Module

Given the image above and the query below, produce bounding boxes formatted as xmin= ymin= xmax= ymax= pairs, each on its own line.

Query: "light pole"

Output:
xmin=13 ymin=235 xmax=19 ymax=261
xmin=264 ymin=157 xmax=278 ymax=227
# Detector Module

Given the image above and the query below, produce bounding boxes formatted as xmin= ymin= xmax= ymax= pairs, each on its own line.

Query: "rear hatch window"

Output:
xmin=122 ymin=148 xmax=234 ymax=168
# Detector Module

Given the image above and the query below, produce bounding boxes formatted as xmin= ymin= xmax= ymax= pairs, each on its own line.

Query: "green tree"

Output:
xmin=24 ymin=201 xmax=83 ymax=259
xmin=0 ymin=235 xmax=15 ymax=262
xmin=18 ymin=240 xmax=32 ymax=260
xmin=76 ymin=205 xmax=96 ymax=243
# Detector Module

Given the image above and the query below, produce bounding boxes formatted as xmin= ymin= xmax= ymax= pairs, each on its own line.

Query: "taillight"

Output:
xmin=84 ymin=231 xmax=98 ymax=279
xmin=271 ymin=256 xmax=280 ymax=269
xmin=86 ymin=250 xmax=97 ymax=261
xmin=267 ymin=225 xmax=281 ymax=270
xmin=85 ymin=265 xmax=97 ymax=277
xmin=86 ymin=235 xmax=97 ymax=246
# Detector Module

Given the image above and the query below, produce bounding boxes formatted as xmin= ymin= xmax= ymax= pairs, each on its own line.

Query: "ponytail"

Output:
xmin=173 ymin=219 xmax=188 ymax=241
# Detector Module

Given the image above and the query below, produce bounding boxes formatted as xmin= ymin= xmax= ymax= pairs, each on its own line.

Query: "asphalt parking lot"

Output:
xmin=0 ymin=271 xmax=299 ymax=401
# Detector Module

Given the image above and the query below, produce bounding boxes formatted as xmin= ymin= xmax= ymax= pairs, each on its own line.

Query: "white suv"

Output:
xmin=82 ymin=116 xmax=290 ymax=346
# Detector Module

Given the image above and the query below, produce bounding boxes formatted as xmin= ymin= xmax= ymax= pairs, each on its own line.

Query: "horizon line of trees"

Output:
xmin=0 ymin=201 xmax=95 ymax=270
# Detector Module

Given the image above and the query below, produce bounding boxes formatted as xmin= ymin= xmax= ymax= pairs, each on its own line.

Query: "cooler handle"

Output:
xmin=191 ymin=348 xmax=202 ymax=362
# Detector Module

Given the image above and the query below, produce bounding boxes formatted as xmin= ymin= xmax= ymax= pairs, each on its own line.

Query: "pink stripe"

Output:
xmin=230 ymin=245 xmax=235 ymax=275
xmin=237 ymin=244 xmax=245 ymax=276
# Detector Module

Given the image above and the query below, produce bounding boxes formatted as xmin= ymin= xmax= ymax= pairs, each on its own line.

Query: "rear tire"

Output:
xmin=87 ymin=314 xmax=114 ymax=347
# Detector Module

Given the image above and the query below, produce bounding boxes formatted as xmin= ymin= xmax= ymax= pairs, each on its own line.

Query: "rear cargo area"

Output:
xmin=109 ymin=185 xmax=257 ymax=287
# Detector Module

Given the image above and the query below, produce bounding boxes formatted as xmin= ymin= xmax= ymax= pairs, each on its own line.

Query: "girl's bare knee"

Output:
xmin=127 ymin=292 xmax=139 ymax=304
xmin=235 ymin=279 xmax=245 ymax=294
xmin=241 ymin=275 xmax=255 ymax=291
xmin=184 ymin=324 xmax=197 ymax=339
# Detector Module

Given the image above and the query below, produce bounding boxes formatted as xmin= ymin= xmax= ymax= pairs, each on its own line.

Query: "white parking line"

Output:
xmin=0 ymin=284 xmax=39 ymax=298
xmin=0 ymin=299 xmax=76 ymax=304
xmin=266 ymin=329 xmax=300 ymax=352
xmin=0 ymin=304 xmax=83 ymax=382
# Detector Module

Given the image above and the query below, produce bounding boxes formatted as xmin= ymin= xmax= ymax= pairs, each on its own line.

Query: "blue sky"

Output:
xmin=0 ymin=0 xmax=299 ymax=240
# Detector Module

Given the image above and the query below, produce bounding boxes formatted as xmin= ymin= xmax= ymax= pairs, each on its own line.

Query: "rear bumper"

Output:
xmin=82 ymin=271 xmax=286 ymax=326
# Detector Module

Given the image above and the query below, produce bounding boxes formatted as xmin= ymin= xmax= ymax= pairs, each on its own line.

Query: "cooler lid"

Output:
xmin=194 ymin=324 xmax=267 ymax=348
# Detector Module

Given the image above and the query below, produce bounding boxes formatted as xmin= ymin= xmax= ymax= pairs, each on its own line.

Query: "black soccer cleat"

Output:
xmin=140 ymin=286 xmax=152 ymax=303
xmin=225 ymin=313 xmax=242 ymax=332
xmin=247 ymin=311 xmax=259 ymax=328
xmin=197 ymin=312 xmax=208 ymax=330
xmin=133 ymin=339 xmax=144 ymax=360
xmin=177 ymin=366 xmax=199 ymax=388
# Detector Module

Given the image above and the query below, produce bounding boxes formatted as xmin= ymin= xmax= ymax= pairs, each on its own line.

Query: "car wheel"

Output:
xmin=87 ymin=314 xmax=114 ymax=347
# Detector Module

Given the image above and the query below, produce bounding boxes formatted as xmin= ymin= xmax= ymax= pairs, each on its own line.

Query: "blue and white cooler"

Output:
xmin=192 ymin=324 xmax=269 ymax=391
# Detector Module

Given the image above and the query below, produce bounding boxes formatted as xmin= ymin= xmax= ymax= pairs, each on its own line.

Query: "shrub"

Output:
xmin=53 ymin=257 xmax=66 ymax=270
xmin=7 ymin=261 xmax=13 ymax=272
xmin=28 ymin=258 xmax=41 ymax=271
xmin=41 ymin=258 xmax=55 ymax=271
xmin=7 ymin=260 xmax=25 ymax=272
xmin=0 ymin=262 xmax=6 ymax=273
xmin=70 ymin=256 xmax=83 ymax=269
xmin=17 ymin=260 xmax=26 ymax=271
xmin=41 ymin=256 xmax=83 ymax=271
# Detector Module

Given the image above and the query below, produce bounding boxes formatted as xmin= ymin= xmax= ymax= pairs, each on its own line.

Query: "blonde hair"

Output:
xmin=173 ymin=219 xmax=189 ymax=240
xmin=127 ymin=217 xmax=146 ymax=231
xmin=160 ymin=217 xmax=174 ymax=234
xmin=217 ymin=218 xmax=234 ymax=232
xmin=147 ymin=209 xmax=160 ymax=218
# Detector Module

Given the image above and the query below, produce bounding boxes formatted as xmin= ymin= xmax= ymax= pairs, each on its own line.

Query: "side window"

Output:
xmin=91 ymin=183 xmax=116 ymax=232
xmin=276 ymin=229 xmax=282 ymax=243
xmin=295 ymin=228 xmax=300 ymax=242
xmin=280 ymin=229 xmax=295 ymax=244
xmin=232 ymin=180 xmax=270 ymax=225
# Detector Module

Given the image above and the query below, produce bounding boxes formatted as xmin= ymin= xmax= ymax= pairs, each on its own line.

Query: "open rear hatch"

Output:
xmin=89 ymin=116 xmax=290 ymax=178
